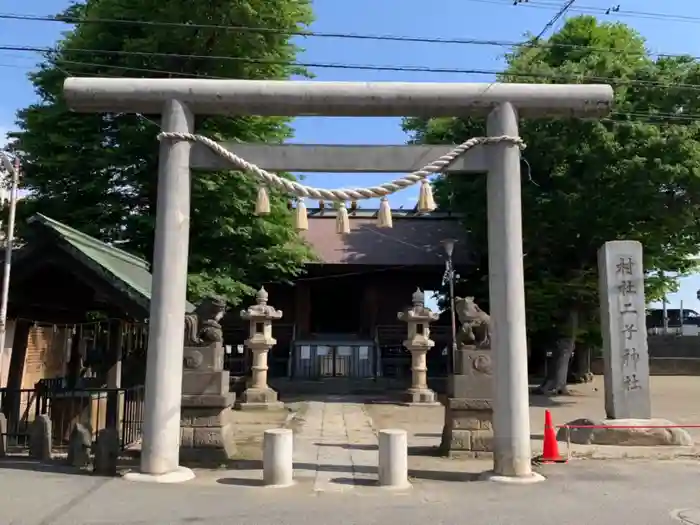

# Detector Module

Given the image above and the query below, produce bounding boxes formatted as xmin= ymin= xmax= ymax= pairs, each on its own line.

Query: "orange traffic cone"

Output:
xmin=540 ymin=409 xmax=567 ymax=464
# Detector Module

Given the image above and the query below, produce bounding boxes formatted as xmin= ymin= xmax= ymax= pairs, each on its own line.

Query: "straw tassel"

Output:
xmin=336 ymin=202 xmax=351 ymax=235
xmin=294 ymin=198 xmax=309 ymax=231
xmin=417 ymin=180 xmax=437 ymax=213
xmin=255 ymin=186 xmax=270 ymax=215
xmin=377 ymin=197 xmax=393 ymax=228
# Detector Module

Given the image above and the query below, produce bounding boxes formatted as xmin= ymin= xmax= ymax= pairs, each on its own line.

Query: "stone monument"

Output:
xmin=93 ymin=427 xmax=120 ymax=476
xmin=29 ymin=414 xmax=52 ymax=461
xmin=441 ymin=296 xmax=494 ymax=456
xmin=557 ymin=241 xmax=691 ymax=447
xmin=599 ymin=240 xmax=650 ymax=420
xmin=397 ymin=288 xmax=440 ymax=404
xmin=179 ymin=297 xmax=238 ymax=463
xmin=67 ymin=423 xmax=92 ymax=468
xmin=239 ymin=287 xmax=284 ymax=410
xmin=0 ymin=413 xmax=7 ymax=458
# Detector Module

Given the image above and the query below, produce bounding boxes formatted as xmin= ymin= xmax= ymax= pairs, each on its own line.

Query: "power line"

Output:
xmin=0 ymin=11 xmax=697 ymax=61
xmin=466 ymin=0 xmax=700 ymax=24
xmin=4 ymin=44 xmax=700 ymax=95
xmin=3 ymin=12 xmax=555 ymax=45
xmin=530 ymin=0 xmax=577 ymax=41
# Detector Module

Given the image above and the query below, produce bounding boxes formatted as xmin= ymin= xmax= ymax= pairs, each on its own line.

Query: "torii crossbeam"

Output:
xmin=64 ymin=78 xmax=614 ymax=483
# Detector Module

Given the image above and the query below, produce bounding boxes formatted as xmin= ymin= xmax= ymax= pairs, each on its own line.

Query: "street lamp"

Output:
xmin=0 ymin=153 xmax=19 ymax=367
xmin=441 ymin=238 xmax=458 ymax=376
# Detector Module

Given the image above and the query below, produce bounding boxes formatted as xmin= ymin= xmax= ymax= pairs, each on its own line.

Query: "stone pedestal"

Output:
xmin=239 ymin=371 xmax=283 ymax=410
xmin=441 ymin=398 xmax=493 ymax=457
xmin=398 ymin=288 xmax=440 ymax=405
xmin=403 ymin=347 xmax=437 ymax=404
xmin=441 ymin=346 xmax=494 ymax=456
xmin=179 ymin=343 xmax=237 ymax=463
xmin=239 ymin=288 xmax=284 ymax=410
xmin=556 ymin=417 xmax=692 ymax=446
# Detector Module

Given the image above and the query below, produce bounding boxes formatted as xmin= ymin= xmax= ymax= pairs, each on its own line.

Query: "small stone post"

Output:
xmin=239 ymin=287 xmax=284 ymax=409
xmin=397 ymin=288 xmax=440 ymax=404
xmin=263 ymin=428 xmax=294 ymax=487
xmin=93 ymin=427 xmax=120 ymax=476
xmin=29 ymin=414 xmax=52 ymax=461
xmin=378 ymin=429 xmax=410 ymax=489
xmin=67 ymin=422 xmax=92 ymax=468
xmin=0 ymin=413 xmax=7 ymax=458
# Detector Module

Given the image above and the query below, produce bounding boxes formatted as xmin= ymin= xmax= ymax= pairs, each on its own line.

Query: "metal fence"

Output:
xmin=291 ymin=343 xmax=376 ymax=379
xmin=376 ymin=325 xmax=451 ymax=379
xmin=119 ymin=386 xmax=145 ymax=450
xmin=217 ymin=322 xmax=453 ymax=381
xmin=224 ymin=324 xmax=295 ymax=378
xmin=0 ymin=387 xmax=45 ymax=451
xmin=0 ymin=383 xmax=145 ymax=453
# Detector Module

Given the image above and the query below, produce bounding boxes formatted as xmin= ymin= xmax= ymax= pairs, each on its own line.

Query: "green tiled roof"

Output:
xmin=27 ymin=214 xmax=195 ymax=314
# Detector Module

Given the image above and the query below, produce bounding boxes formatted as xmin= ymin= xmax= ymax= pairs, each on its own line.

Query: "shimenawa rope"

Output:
xmin=157 ymin=132 xmax=525 ymax=234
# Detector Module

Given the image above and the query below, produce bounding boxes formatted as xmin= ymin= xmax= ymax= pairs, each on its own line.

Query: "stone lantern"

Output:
xmin=397 ymin=288 xmax=440 ymax=404
xmin=239 ymin=287 xmax=284 ymax=409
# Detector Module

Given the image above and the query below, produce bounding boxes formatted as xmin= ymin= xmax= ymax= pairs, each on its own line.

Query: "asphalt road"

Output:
xmin=0 ymin=459 xmax=698 ymax=525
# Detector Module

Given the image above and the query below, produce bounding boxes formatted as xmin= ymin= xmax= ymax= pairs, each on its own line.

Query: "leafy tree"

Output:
xmin=8 ymin=0 xmax=315 ymax=304
xmin=404 ymin=16 xmax=700 ymax=393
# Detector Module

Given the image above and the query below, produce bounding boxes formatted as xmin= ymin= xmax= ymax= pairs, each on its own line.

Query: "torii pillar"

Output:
xmin=63 ymin=78 xmax=613 ymax=483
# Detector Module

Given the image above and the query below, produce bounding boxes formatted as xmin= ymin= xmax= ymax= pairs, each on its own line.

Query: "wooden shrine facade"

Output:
xmin=223 ymin=209 xmax=471 ymax=382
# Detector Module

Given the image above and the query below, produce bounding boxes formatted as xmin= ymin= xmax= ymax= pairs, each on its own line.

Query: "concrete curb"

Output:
xmin=569 ymin=445 xmax=700 ymax=460
xmin=532 ymin=441 xmax=700 ymax=460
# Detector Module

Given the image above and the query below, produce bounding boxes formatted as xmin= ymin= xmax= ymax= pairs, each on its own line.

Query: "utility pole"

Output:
xmin=0 ymin=153 xmax=20 ymax=365
xmin=660 ymin=270 xmax=669 ymax=335
xmin=531 ymin=0 xmax=577 ymax=41
xmin=441 ymin=239 xmax=458 ymax=377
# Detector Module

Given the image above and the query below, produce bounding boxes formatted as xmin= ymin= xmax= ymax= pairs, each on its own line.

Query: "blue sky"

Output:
xmin=1 ymin=0 xmax=700 ymax=309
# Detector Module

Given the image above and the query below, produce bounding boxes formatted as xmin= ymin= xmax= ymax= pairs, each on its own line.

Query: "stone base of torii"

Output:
xmin=63 ymin=77 xmax=614 ymax=483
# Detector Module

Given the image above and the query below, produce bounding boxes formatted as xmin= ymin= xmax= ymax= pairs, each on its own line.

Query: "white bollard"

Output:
xmin=378 ymin=429 xmax=410 ymax=489
xmin=263 ymin=428 xmax=294 ymax=487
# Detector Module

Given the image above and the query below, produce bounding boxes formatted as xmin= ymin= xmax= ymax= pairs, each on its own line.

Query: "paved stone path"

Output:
xmin=293 ymin=398 xmax=379 ymax=492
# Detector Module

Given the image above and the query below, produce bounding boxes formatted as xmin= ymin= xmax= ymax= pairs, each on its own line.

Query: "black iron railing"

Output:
xmin=0 ymin=383 xmax=145 ymax=453
xmin=376 ymin=324 xmax=451 ymax=379
xmin=223 ymin=323 xmax=295 ymax=378
xmin=0 ymin=387 xmax=46 ymax=450
xmin=120 ymin=385 xmax=145 ymax=450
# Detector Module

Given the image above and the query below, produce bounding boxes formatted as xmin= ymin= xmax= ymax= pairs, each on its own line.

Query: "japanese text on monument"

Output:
xmin=615 ymin=255 xmax=642 ymax=392
xmin=598 ymin=240 xmax=650 ymax=419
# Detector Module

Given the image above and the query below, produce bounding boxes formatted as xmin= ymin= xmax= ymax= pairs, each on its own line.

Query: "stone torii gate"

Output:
xmin=63 ymin=78 xmax=613 ymax=483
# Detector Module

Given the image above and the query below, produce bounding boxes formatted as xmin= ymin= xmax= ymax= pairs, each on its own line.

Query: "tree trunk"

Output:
xmin=527 ymin=335 xmax=548 ymax=379
xmin=536 ymin=309 xmax=579 ymax=395
xmin=570 ymin=344 xmax=594 ymax=383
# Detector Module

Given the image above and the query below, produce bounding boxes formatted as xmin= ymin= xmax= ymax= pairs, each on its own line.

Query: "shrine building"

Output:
xmin=223 ymin=207 xmax=471 ymax=386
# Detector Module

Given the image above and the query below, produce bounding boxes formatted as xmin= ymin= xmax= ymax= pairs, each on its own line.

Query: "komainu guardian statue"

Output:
xmin=183 ymin=297 xmax=227 ymax=346
xmin=454 ymin=296 xmax=491 ymax=348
